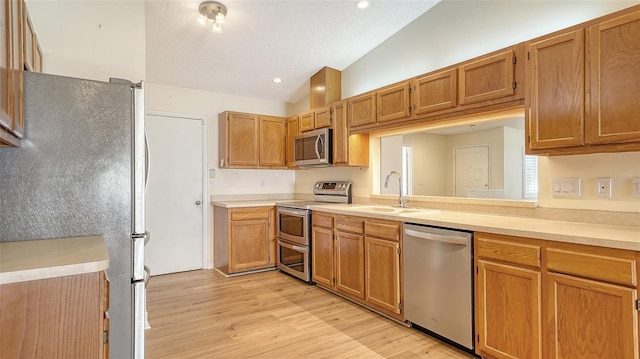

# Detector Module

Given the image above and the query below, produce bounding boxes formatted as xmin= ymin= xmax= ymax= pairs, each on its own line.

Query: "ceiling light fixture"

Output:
xmin=197 ymin=1 xmax=228 ymax=33
xmin=356 ymin=1 xmax=370 ymax=9
xmin=273 ymin=78 xmax=282 ymax=83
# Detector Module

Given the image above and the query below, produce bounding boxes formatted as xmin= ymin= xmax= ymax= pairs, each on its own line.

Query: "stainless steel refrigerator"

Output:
xmin=0 ymin=71 xmax=149 ymax=358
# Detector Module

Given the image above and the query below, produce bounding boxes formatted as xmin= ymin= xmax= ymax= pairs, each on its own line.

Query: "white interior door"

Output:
xmin=145 ymin=114 xmax=204 ymax=275
xmin=454 ymin=145 xmax=489 ymax=197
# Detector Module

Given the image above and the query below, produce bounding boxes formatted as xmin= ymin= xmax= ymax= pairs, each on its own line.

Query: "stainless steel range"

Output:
xmin=276 ymin=181 xmax=352 ymax=283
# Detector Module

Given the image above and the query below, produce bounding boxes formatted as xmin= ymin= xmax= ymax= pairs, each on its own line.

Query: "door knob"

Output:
xmin=195 ymin=200 xmax=202 ymax=205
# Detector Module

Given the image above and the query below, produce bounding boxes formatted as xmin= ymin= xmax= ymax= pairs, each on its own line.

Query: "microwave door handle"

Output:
xmin=315 ymin=135 xmax=322 ymax=159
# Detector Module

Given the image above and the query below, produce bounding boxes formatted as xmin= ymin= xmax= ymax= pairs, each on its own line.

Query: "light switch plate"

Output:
xmin=551 ymin=178 xmax=581 ymax=197
xmin=595 ymin=177 xmax=612 ymax=198
xmin=633 ymin=177 xmax=640 ymax=199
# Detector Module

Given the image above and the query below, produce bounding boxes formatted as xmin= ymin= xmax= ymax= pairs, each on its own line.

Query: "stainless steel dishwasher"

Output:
xmin=403 ymin=223 xmax=473 ymax=350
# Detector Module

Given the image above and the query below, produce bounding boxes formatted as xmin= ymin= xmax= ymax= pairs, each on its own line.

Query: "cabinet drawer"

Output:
xmin=477 ymin=236 xmax=541 ymax=268
xmin=312 ymin=213 xmax=334 ymax=228
xmin=336 ymin=216 xmax=364 ymax=234
xmin=547 ymin=248 xmax=636 ymax=287
xmin=365 ymin=221 xmax=400 ymax=241
xmin=230 ymin=207 xmax=271 ymax=221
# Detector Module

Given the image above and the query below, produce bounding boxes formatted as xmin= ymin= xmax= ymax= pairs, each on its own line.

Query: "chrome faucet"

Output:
xmin=384 ymin=170 xmax=406 ymax=208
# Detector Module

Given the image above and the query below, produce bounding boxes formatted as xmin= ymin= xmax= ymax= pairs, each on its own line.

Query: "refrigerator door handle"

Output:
xmin=144 ymin=129 xmax=150 ymax=189
xmin=132 ymin=232 xmax=148 ymax=282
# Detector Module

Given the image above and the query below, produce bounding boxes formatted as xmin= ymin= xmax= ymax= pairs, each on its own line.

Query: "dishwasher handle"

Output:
xmin=404 ymin=228 xmax=469 ymax=246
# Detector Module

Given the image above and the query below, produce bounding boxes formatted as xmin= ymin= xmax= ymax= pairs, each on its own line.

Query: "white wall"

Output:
xmin=26 ymin=0 xmax=145 ymax=82
xmin=296 ymin=0 xmax=640 ymax=212
xmin=404 ymin=133 xmax=447 ymax=196
xmin=503 ymin=126 xmax=525 ymax=199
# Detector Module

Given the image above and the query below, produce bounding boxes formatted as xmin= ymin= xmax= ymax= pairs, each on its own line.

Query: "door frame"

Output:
xmin=453 ymin=144 xmax=491 ymax=197
xmin=146 ymin=111 xmax=210 ymax=269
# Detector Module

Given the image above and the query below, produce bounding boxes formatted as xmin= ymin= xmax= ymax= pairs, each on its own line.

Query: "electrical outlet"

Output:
xmin=551 ymin=178 xmax=581 ymax=197
xmin=595 ymin=177 xmax=612 ymax=198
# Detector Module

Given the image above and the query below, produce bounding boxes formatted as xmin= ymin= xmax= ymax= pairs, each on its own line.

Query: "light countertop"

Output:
xmin=315 ymin=204 xmax=640 ymax=251
xmin=0 ymin=235 xmax=109 ymax=285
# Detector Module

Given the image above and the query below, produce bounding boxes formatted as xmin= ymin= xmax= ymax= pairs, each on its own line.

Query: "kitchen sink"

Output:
xmin=350 ymin=205 xmax=438 ymax=215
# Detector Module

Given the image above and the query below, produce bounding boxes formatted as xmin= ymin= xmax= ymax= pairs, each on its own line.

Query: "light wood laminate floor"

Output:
xmin=145 ymin=269 xmax=475 ymax=358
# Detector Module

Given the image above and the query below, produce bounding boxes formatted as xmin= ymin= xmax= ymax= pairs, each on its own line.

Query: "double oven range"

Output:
xmin=276 ymin=181 xmax=352 ymax=283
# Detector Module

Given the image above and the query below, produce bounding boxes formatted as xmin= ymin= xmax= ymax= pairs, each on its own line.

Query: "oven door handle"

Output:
xmin=277 ymin=207 xmax=309 ymax=216
xmin=278 ymin=238 xmax=308 ymax=253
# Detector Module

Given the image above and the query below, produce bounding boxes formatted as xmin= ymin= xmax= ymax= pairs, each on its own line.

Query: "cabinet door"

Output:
xmin=477 ymin=260 xmax=542 ymax=359
xmin=226 ymin=112 xmax=259 ymax=167
xmin=22 ymin=2 xmax=33 ymax=72
xmin=459 ymin=50 xmax=515 ymax=105
xmin=526 ymin=30 xmax=585 ymax=150
xmin=586 ymin=10 xmax=640 ymax=145
xmin=335 ymin=230 xmax=365 ymax=299
xmin=1 ymin=0 xmax=12 ymax=131
xmin=377 ymin=82 xmax=411 ymax=123
xmin=229 ymin=218 xmax=270 ymax=272
xmin=546 ymin=273 xmax=638 ymax=359
xmin=299 ymin=110 xmax=315 ymax=132
xmin=348 ymin=92 xmax=376 ymax=128
xmin=259 ymin=116 xmax=286 ymax=168
xmin=286 ymin=115 xmax=299 ymax=167
xmin=314 ymin=106 xmax=331 ymax=129
xmin=34 ymin=42 xmax=42 ymax=72
xmin=332 ymin=101 xmax=348 ymax=165
xmin=312 ymin=225 xmax=334 ymax=288
xmin=414 ymin=69 xmax=457 ymax=115
xmin=365 ymin=237 xmax=400 ymax=315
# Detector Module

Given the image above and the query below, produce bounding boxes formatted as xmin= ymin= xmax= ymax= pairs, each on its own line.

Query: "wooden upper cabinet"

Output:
xmin=348 ymin=92 xmax=376 ymax=128
xmin=332 ymin=100 xmax=370 ymax=167
xmin=34 ymin=42 xmax=42 ymax=72
xmin=286 ymin=115 xmax=299 ymax=167
xmin=299 ymin=106 xmax=331 ymax=132
xmin=526 ymin=29 xmax=585 ymax=151
xmin=314 ymin=106 xmax=331 ymax=129
xmin=377 ymin=81 xmax=411 ymax=123
xmin=299 ymin=110 xmax=315 ymax=132
xmin=414 ymin=68 xmax=457 ymax=115
xmin=1 ymin=1 xmax=12 ymax=132
xmin=586 ymin=9 xmax=640 ymax=145
xmin=220 ymin=112 xmax=259 ymax=167
xmin=259 ymin=116 xmax=286 ymax=168
xmin=23 ymin=4 xmax=34 ymax=71
xmin=459 ymin=49 xmax=516 ymax=105
xmin=0 ymin=0 xmax=23 ymax=146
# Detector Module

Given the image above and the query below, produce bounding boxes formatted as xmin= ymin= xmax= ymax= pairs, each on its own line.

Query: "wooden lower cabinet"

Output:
xmin=336 ymin=230 xmax=365 ymax=299
xmin=214 ymin=206 xmax=275 ymax=274
xmin=311 ymin=224 xmax=334 ymax=288
xmin=312 ymin=212 xmax=403 ymax=320
xmin=0 ymin=271 xmax=109 ymax=358
xmin=475 ymin=232 xmax=639 ymax=359
xmin=365 ymin=237 xmax=401 ymax=316
xmin=476 ymin=260 xmax=541 ymax=359
xmin=546 ymin=273 xmax=637 ymax=359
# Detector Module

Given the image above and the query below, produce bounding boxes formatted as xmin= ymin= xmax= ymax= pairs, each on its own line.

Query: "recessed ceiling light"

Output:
xmin=356 ymin=1 xmax=369 ymax=9
xmin=273 ymin=78 xmax=282 ymax=83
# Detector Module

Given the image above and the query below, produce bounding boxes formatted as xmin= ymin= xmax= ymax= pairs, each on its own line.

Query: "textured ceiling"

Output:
xmin=145 ymin=0 xmax=439 ymax=104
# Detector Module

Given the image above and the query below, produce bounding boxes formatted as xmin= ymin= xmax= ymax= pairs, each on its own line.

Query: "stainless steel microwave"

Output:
xmin=293 ymin=128 xmax=332 ymax=167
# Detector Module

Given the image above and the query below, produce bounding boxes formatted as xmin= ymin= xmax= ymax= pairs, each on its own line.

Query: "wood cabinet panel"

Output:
xmin=259 ymin=116 xmax=286 ymax=168
xmin=312 ymin=212 xmax=333 ymax=228
xmin=365 ymin=237 xmax=400 ymax=315
xmin=586 ymin=9 xmax=640 ymax=145
xmin=546 ymin=248 xmax=636 ymax=287
xmin=23 ymin=2 xmax=33 ymax=72
xmin=229 ymin=218 xmax=270 ymax=272
xmin=286 ymin=115 xmax=299 ymax=167
xmin=0 ymin=0 xmax=23 ymax=146
xmin=335 ymin=216 xmax=363 ymax=234
xmin=332 ymin=100 xmax=369 ymax=167
xmin=348 ymin=92 xmax=376 ymax=127
xmin=0 ymin=272 xmax=107 ymax=359
xmin=312 ymin=225 xmax=334 ymax=288
xmin=314 ymin=106 xmax=331 ymax=129
xmin=477 ymin=260 xmax=542 ymax=359
xmin=414 ymin=68 xmax=457 ymax=115
xmin=377 ymin=82 xmax=411 ymax=123
xmin=230 ymin=207 xmax=270 ymax=221
xmin=336 ymin=230 xmax=365 ymax=299
xmin=221 ymin=112 xmax=259 ymax=167
xmin=526 ymin=29 xmax=585 ymax=150
xmin=299 ymin=110 xmax=314 ymax=132
xmin=364 ymin=221 xmax=400 ymax=241
xmin=546 ymin=273 xmax=638 ymax=359
xmin=477 ymin=236 xmax=541 ymax=268
xmin=459 ymin=50 xmax=515 ymax=105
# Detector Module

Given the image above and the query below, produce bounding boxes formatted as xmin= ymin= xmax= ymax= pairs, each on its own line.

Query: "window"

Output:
xmin=523 ymin=154 xmax=538 ymax=199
